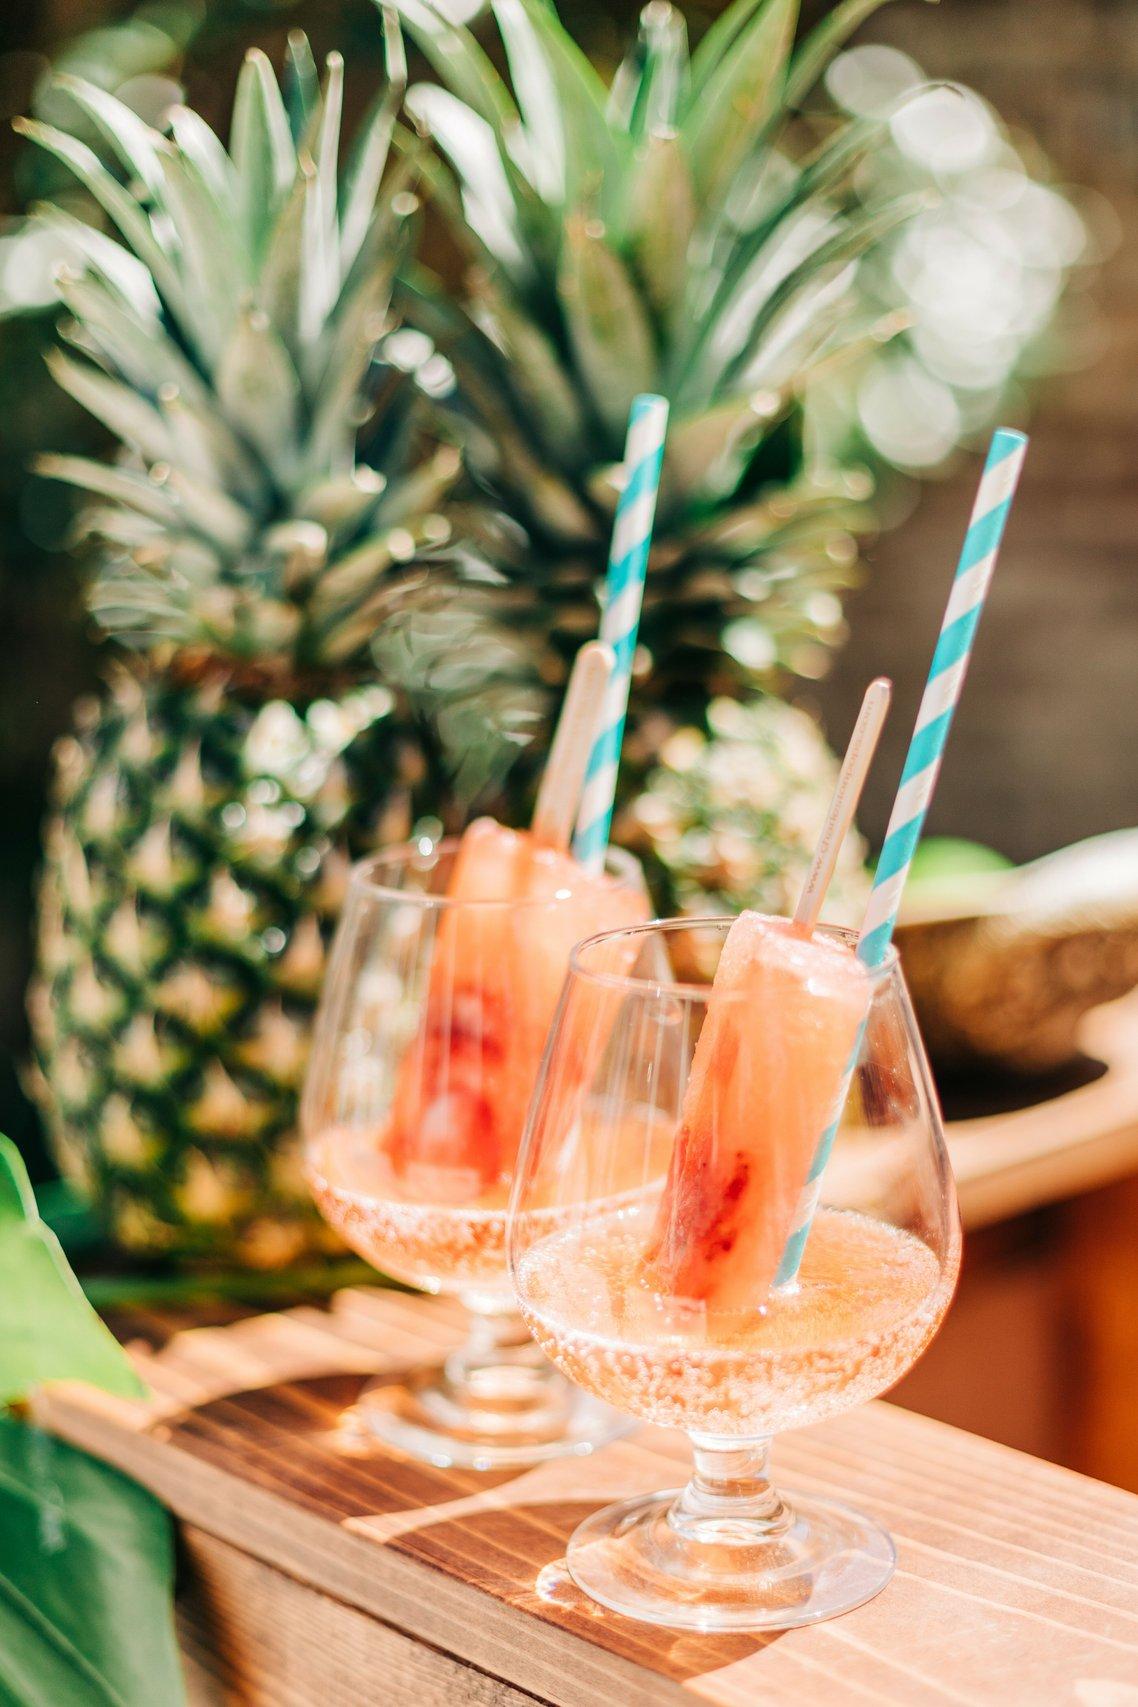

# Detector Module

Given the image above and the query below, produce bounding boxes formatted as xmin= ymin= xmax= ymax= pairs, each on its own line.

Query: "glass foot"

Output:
xmin=354 ymin=1309 xmax=631 ymax=1470
xmin=566 ymin=1485 xmax=895 ymax=1631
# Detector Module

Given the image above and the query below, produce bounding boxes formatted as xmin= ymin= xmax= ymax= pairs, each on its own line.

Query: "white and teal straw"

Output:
xmin=775 ymin=427 xmax=1029 ymax=1286
xmin=573 ymin=393 xmax=669 ymax=872
xmin=857 ymin=427 xmax=1029 ymax=969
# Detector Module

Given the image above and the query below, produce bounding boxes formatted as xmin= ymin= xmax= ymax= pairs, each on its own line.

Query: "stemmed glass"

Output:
xmin=509 ymin=917 xmax=961 ymax=1630
xmin=301 ymin=835 xmax=647 ymax=1468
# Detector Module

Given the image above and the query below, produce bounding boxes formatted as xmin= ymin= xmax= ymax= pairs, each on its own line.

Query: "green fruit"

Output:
xmin=24 ymin=41 xmax=455 ymax=1263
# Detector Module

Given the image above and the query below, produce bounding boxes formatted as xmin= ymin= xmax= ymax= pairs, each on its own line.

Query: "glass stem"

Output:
xmin=668 ymin=1435 xmax=792 ymax=1542
xmin=434 ymin=1294 xmax=565 ymax=1431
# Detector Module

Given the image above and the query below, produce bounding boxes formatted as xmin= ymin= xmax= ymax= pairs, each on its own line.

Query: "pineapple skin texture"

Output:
xmin=29 ymin=668 xmax=420 ymax=1267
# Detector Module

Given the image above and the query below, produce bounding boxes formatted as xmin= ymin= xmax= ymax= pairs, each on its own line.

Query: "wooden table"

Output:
xmin=35 ymin=1290 xmax=1138 ymax=1707
xmin=895 ymin=992 xmax=1138 ymax=1489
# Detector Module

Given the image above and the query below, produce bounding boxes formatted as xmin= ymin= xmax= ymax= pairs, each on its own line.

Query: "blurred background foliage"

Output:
xmin=0 ymin=0 xmax=1108 ymax=1182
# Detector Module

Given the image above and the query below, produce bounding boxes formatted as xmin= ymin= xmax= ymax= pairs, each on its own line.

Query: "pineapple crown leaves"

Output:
xmin=395 ymin=0 xmax=940 ymax=534
xmin=18 ymin=34 xmax=462 ymax=676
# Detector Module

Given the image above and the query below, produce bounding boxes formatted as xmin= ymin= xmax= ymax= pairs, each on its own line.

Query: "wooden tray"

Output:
xmin=35 ymin=1289 xmax=1138 ymax=1706
xmin=947 ymin=990 xmax=1138 ymax=1227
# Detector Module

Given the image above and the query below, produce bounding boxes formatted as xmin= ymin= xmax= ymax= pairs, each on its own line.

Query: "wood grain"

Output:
xmin=177 ymin=1527 xmax=542 ymax=1707
xmin=34 ymin=1289 xmax=1138 ymax=1706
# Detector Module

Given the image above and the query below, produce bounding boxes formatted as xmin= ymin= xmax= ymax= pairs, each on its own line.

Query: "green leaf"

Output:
xmin=50 ymin=75 xmax=166 ymax=201
xmin=407 ymin=85 xmax=528 ymax=277
xmin=158 ymin=388 xmax=267 ymax=506
xmin=499 ymin=0 xmax=622 ymax=207
xmin=783 ymin=0 xmax=921 ymax=112
xmin=557 ymin=214 xmax=657 ymax=440
xmin=340 ymin=86 xmax=399 ymax=275
xmin=392 ymin=0 xmax=520 ymax=138
xmin=257 ymin=162 xmax=308 ymax=349
xmin=626 ymin=131 xmax=696 ymax=324
xmin=54 ymin=273 xmax=205 ymax=406
xmin=34 ymin=455 xmax=182 ymax=529
xmin=0 ymin=1137 xmax=142 ymax=1407
xmin=688 ymin=111 xmax=889 ymax=366
xmin=682 ymin=0 xmax=799 ymax=206
xmin=0 ymin=1417 xmax=185 ymax=1707
xmin=689 ymin=0 xmax=775 ymax=94
xmin=231 ymin=49 xmax=297 ymax=262
xmin=46 ymin=350 xmax=174 ymax=465
xmin=718 ymin=193 xmax=927 ymax=391
xmin=13 ymin=119 xmax=190 ymax=328
xmin=157 ymin=150 xmax=246 ymax=367
xmin=216 ymin=304 xmax=301 ymax=482
xmin=284 ymin=29 xmax=320 ymax=142
xmin=311 ymin=52 xmax=345 ymax=276
xmin=628 ymin=2 xmax=690 ymax=140
xmin=29 ymin=204 xmax=160 ymax=317
xmin=663 ymin=396 xmax=783 ymax=507
xmin=167 ymin=105 xmax=238 ymax=213
xmin=474 ymin=272 xmax=589 ymax=462
xmin=490 ymin=0 xmax=565 ymax=203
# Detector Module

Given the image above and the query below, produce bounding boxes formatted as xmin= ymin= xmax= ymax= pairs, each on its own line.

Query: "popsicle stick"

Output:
xmin=793 ymin=677 xmax=892 ymax=935
xmin=531 ymin=641 xmax=616 ymax=851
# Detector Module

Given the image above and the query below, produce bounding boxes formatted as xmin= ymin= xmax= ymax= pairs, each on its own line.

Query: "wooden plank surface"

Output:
xmin=34 ymin=1289 xmax=1138 ymax=1706
xmin=948 ymin=992 xmax=1138 ymax=1228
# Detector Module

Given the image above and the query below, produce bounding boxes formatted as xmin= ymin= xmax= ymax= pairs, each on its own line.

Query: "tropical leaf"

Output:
xmin=628 ymin=2 xmax=690 ymax=140
xmin=473 ymin=272 xmax=589 ymax=461
xmin=46 ymin=351 xmax=174 ymax=466
xmin=663 ymin=396 xmax=783 ymax=509
xmin=783 ymin=0 xmax=922 ymax=111
xmin=682 ymin=0 xmax=799 ymax=207
xmin=167 ymin=105 xmax=238 ymax=212
xmin=490 ymin=0 xmax=566 ymax=203
xmin=689 ymin=110 xmax=890 ymax=361
xmin=503 ymin=0 xmax=623 ymax=207
xmin=157 ymin=151 xmax=246 ymax=364
xmin=689 ymin=0 xmax=778 ymax=96
xmin=557 ymin=214 xmax=657 ymax=440
xmin=12 ymin=119 xmax=190 ymax=328
xmin=230 ymin=48 xmax=297 ymax=261
xmin=311 ymin=52 xmax=345 ymax=267
xmin=50 ymin=75 xmax=167 ymax=201
xmin=718 ymin=193 xmax=927 ymax=390
xmin=284 ymin=28 xmax=321 ymax=141
xmin=0 ymin=1138 xmax=183 ymax=1707
xmin=34 ymin=455 xmax=182 ymax=528
xmin=29 ymin=203 xmax=160 ymax=316
xmin=340 ymin=86 xmax=400 ymax=275
xmin=407 ymin=85 xmax=528 ymax=278
xmin=626 ymin=131 xmax=696 ymax=325
xmin=216 ymin=305 xmax=302 ymax=483
xmin=393 ymin=0 xmax=520 ymax=136
xmin=0 ymin=1137 xmax=142 ymax=1407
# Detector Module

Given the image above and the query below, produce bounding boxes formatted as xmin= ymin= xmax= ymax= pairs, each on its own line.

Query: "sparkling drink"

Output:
xmin=509 ymin=917 xmax=962 ymax=1630
xmin=302 ymin=829 xmax=648 ymax=1467
xmin=519 ymin=1201 xmax=956 ymax=1439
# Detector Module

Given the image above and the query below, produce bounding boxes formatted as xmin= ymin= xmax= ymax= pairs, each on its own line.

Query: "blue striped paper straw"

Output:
xmin=776 ymin=427 xmax=1028 ymax=1285
xmin=573 ymin=394 xmax=669 ymax=872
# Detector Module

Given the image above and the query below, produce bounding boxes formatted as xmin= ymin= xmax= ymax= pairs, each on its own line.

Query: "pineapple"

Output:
xmin=21 ymin=39 xmax=464 ymax=1266
xmin=395 ymin=0 xmax=924 ymax=717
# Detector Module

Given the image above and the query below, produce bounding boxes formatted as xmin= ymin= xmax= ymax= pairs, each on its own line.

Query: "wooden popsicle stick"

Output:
xmin=531 ymin=641 xmax=616 ymax=851
xmin=793 ymin=676 xmax=892 ymax=934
